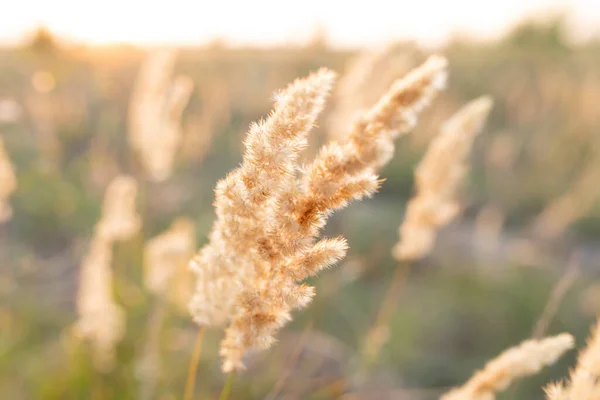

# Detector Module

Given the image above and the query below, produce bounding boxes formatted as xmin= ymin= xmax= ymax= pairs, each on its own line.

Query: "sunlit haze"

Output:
xmin=2 ymin=0 xmax=600 ymax=47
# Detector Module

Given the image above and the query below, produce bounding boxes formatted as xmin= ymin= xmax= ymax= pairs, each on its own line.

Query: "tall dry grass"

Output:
xmin=442 ymin=334 xmax=574 ymax=400
xmin=73 ymin=175 xmax=140 ymax=371
xmin=361 ymin=96 xmax=493 ymax=370
xmin=0 ymin=136 xmax=16 ymax=222
xmin=4 ymin=39 xmax=600 ymax=400
xmin=545 ymin=318 xmax=600 ymax=399
xmin=189 ymin=55 xmax=447 ymax=372
xmin=393 ymin=96 xmax=493 ymax=261
xmin=129 ymin=49 xmax=193 ymax=181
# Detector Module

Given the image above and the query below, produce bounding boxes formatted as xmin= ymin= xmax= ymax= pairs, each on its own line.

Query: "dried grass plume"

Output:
xmin=74 ymin=175 xmax=140 ymax=371
xmin=189 ymin=56 xmax=447 ymax=372
xmin=96 ymin=175 xmax=141 ymax=240
xmin=545 ymin=319 xmax=600 ymax=400
xmin=442 ymin=333 xmax=574 ymax=400
xmin=0 ymin=137 xmax=16 ymax=222
xmin=129 ymin=49 xmax=193 ymax=181
xmin=144 ymin=217 xmax=196 ymax=309
xmin=326 ymin=43 xmax=422 ymax=141
xmin=393 ymin=96 xmax=493 ymax=261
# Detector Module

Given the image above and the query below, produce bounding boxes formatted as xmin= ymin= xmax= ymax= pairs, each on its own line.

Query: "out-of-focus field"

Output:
xmin=2 ymin=20 xmax=600 ymax=399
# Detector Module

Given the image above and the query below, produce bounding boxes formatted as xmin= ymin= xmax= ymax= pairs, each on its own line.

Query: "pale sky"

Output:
xmin=2 ymin=0 xmax=600 ymax=47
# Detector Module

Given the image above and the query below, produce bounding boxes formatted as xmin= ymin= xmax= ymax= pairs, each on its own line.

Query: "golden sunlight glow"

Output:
xmin=1 ymin=0 xmax=599 ymax=47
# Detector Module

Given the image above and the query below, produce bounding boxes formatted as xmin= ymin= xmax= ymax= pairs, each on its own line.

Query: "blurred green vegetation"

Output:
xmin=1 ymin=17 xmax=600 ymax=399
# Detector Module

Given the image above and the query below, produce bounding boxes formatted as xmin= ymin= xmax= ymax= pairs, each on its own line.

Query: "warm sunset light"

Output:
xmin=5 ymin=0 xmax=600 ymax=397
xmin=2 ymin=0 xmax=600 ymax=46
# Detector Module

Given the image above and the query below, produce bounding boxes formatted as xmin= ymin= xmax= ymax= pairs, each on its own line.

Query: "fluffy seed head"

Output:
xmin=73 ymin=175 xmax=139 ymax=371
xmin=129 ymin=49 xmax=193 ymax=181
xmin=96 ymin=175 xmax=141 ymax=241
xmin=73 ymin=235 xmax=125 ymax=372
xmin=0 ymin=137 xmax=16 ymax=222
xmin=545 ymin=318 xmax=600 ymax=400
xmin=144 ymin=218 xmax=196 ymax=309
xmin=327 ymin=44 xmax=424 ymax=141
xmin=442 ymin=333 xmax=574 ymax=400
xmin=393 ymin=96 xmax=493 ymax=261
xmin=189 ymin=58 xmax=447 ymax=372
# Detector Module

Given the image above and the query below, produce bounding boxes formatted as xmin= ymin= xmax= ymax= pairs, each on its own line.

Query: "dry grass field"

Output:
xmin=1 ymin=19 xmax=600 ymax=399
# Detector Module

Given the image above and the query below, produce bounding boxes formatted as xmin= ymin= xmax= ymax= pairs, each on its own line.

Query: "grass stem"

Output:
xmin=184 ymin=326 xmax=206 ymax=400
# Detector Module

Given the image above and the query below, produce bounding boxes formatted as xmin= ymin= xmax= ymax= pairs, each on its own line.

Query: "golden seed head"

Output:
xmin=129 ymin=49 xmax=193 ymax=181
xmin=189 ymin=57 xmax=446 ymax=372
xmin=393 ymin=95 xmax=492 ymax=261
xmin=0 ymin=138 xmax=16 ymax=222
xmin=443 ymin=333 xmax=574 ymax=400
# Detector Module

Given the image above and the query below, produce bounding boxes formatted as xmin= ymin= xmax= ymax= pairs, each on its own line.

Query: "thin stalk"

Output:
xmin=361 ymin=262 xmax=411 ymax=370
xmin=218 ymin=373 xmax=235 ymax=400
xmin=531 ymin=253 xmax=579 ymax=338
xmin=184 ymin=326 xmax=206 ymax=400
